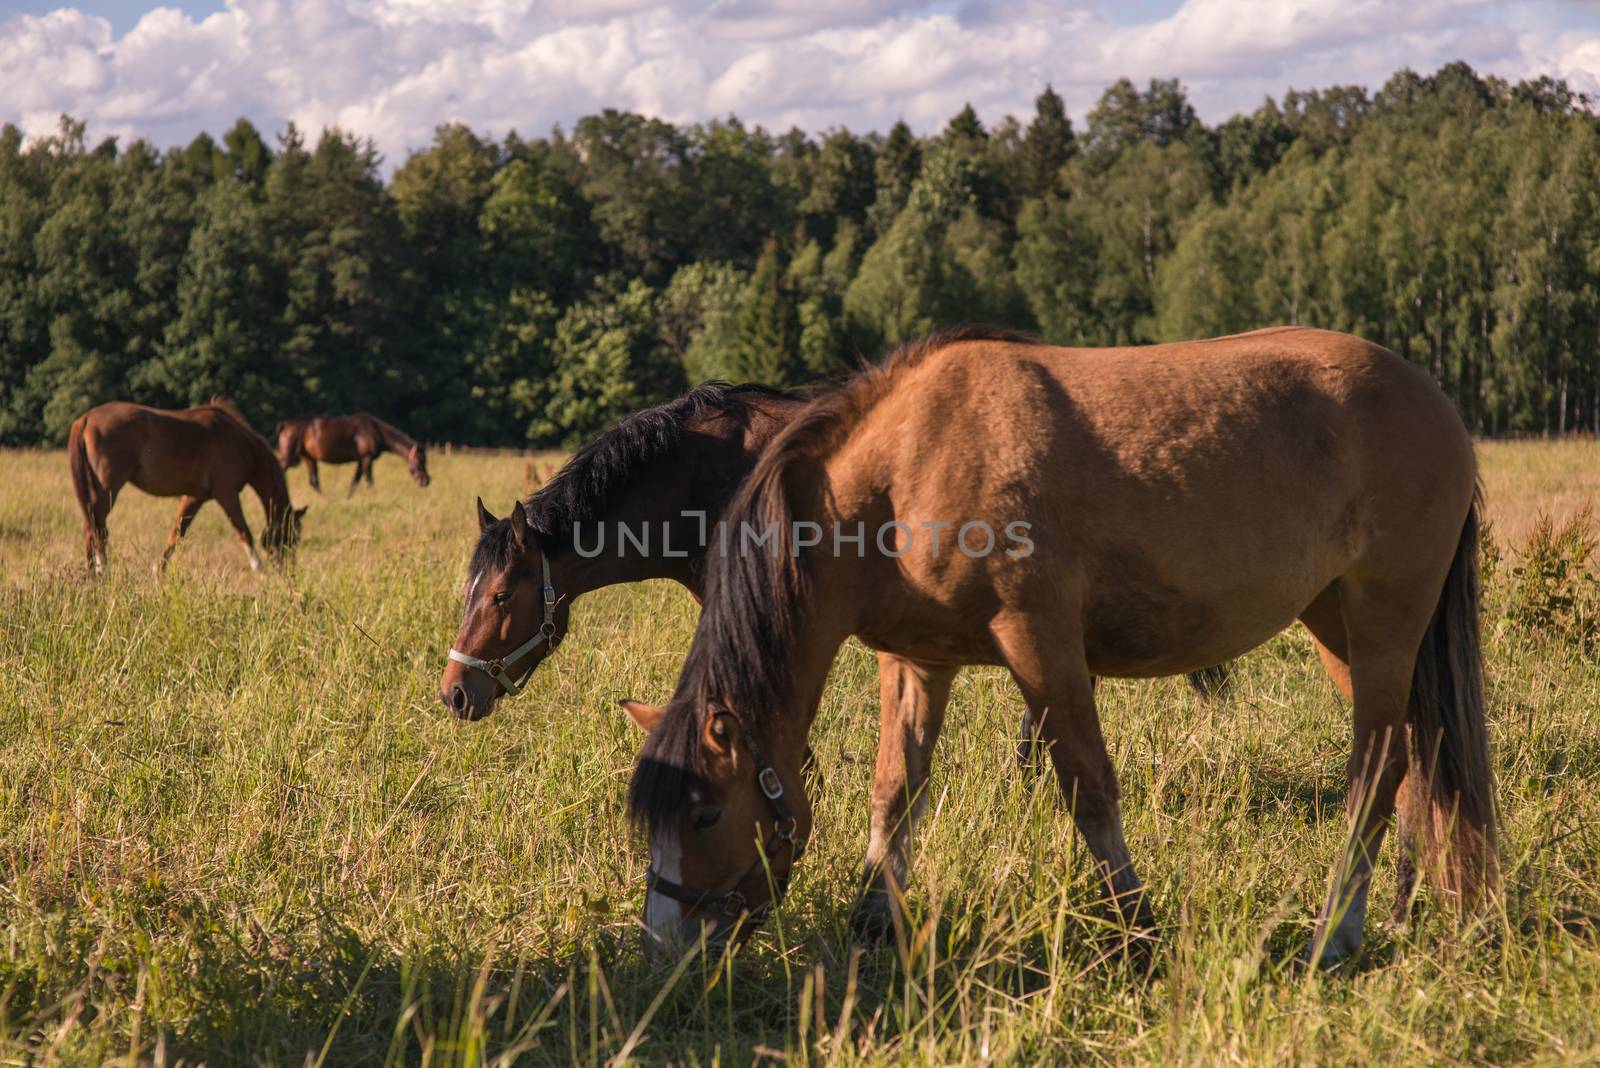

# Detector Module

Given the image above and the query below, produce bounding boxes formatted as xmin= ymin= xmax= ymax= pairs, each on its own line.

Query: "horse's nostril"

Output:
xmin=450 ymin=685 xmax=468 ymax=713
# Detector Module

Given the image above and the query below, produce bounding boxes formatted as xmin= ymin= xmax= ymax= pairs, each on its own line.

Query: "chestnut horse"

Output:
xmin=69 ymin=400 xmax=306 ymax=573
xmin=276 ymin=413 xmax=429 ymax=495
xmin=625 ymin=326 xmax=1497 ymax=969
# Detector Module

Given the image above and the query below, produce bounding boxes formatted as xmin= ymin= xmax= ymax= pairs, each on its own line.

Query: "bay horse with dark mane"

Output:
xmin=276 ymin=413 xmax=430 ymax=495
xmin=624 ymin=325 xmax=1497 ymax=970
xmin=438 ymin=383 xmax=806 ymax=721
xmin=69 ymin=400 xmax=306 ymax=573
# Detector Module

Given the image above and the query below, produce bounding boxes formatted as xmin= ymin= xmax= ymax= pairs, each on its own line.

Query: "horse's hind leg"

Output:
xmin=992 ymin=611 xmax=1156 ymax=956
xmin=159 ymin=496 xmax=206 ymax=572
xmin=1309 ymin=578 xmax=1429 ymax=967
xmin=214 ymin=491 xmax=263 ymax=571
xmin=87 ymin=478 xmax=117 ymax=576
xmin=852 ymin=653 xmax=957 ymax=940
xmin=1299 ymin=584 xmax=1421 ymax=923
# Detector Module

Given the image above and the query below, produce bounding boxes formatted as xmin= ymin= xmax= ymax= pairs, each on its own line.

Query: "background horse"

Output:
xmin=276 ymin=413 xmax=429 ymax=495
xmin=69 ymin=400 xmax=306 ymax=574
xmin=625 ymin=325 xmax=1497 ymax=970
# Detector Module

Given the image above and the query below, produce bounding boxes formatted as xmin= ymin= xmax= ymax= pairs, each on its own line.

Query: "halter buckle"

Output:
xmin=758 ymin=767 xmax=783 ymax=800
xmin=543 ymin=585 xmax=557 ymax=607
xmin=485 ymin=659 xmax=507 ymax=679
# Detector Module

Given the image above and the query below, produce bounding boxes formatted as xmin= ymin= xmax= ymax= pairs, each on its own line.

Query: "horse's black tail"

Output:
xmin=1401 ymin=489 xmax=1498 ymax=912
xmin=1184 ymin=663 xmax=1231 ymax=701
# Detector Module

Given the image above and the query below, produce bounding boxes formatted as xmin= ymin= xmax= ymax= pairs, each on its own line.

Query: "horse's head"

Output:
xmin=440 ymin=497 xmax=568 ymax=720
xmin=264 ymin=504 xmax=308 ymax=559
xmin=625 ymin=698 xmax=812 ymax=951
xmin=407 ymin=444 xmax=430 ymax=488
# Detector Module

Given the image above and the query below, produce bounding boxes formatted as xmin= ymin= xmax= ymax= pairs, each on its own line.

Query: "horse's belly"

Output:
xmin=311 ymin=439 xmax=359 ymax=463
xmin=1081 ymin=542 xmax=1335 ymax=679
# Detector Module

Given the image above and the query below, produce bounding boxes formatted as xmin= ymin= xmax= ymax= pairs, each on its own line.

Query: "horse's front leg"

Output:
xmin=852 ymin=653 xmax=957 ymax=940
xmin=991 ymin=610 xmax=1158 ymax=961
xmin=214 ymin=491 xmax=263 ymax=571
xmin=305 ymin=457 xmax=321 ymax=494
xmin=159 ymin=495 xmax=206 ymax=572
xmin=347 ymin=460 xmax=365 ymax=498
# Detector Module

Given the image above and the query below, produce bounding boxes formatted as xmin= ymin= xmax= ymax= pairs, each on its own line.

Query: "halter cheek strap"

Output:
xmin=645 ymin=722 xmax=804 ymax=921
xmin=448 ymin=551 xmax=558 ymax=696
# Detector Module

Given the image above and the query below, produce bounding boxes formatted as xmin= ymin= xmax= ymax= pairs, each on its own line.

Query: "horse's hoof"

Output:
xmin=1015 ymin=739 xmax=1047 ymax=777
xmin=848 ymin=895 xmax=895 ymax=944
xmin=1303 ymin=927 xmax=1361 ymax=971
xmin=1107 ymin=924 xmax=1162 ymax=974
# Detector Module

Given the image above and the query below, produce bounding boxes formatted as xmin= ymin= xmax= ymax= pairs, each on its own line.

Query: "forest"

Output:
xmin=1 ymin=61 xmax=1596 ymax=448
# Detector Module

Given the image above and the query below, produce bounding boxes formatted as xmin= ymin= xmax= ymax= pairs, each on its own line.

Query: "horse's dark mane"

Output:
xmin=200 ymin=397 xmax=279 ymax=456
xmin=630 ymin=326 xmax=1038 ymax=829
xmin=469 ymin=382 xmax=801 ymax=583
xmin=200 ymin=397 xmax=292 ymax=506
xmin=360 ymin=413 xmax=419 ymax=453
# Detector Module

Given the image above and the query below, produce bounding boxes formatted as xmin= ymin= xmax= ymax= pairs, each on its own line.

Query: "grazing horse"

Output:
xmin=624 ymin=326 xmax=1497 ymax=970
xmin=276 ymin=413 xmax=430 ymax=495
xmin=68 ymin=400 xmax=306 ymax=574
xmin=439 ymin=383 xmax=807 ymax=719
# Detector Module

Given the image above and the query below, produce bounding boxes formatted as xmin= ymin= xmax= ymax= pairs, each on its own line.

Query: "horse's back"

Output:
xmin=304 ymin=414 xmax=369 ymax=462
xmin=868 ymin=327 xmax=1477 ymax=675
xmin=78 ymin=401 xmax=257 ymax=498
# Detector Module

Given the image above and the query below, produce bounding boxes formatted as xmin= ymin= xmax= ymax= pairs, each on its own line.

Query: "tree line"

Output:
xmin=1 ymin=61 xmax=1596 ymax=448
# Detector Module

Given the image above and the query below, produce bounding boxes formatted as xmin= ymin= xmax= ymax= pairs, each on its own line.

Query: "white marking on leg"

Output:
xmin=246 ymin=544 xmax=263 ymax=571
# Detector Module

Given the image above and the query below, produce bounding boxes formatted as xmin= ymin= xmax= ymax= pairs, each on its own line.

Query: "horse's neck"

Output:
xmin=248 ymin=450 xmax=291 ymax=514
xmin=550 ymin=482 xmax=703 ymax=598
xmin=550 ymin=425 xmax=763 ymax=596
xmin=372 ymin=418 xmax=412 ymax=453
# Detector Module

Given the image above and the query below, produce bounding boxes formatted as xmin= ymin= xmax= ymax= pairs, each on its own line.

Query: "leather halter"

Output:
xmin=448 ymin=551 xmax=558 ymax=696
xmin=645 ymin=721 xmax=804 ymax=922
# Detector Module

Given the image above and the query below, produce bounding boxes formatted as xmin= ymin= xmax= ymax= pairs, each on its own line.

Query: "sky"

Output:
xmin=2 ymin=0 xmax=1598 ymax=166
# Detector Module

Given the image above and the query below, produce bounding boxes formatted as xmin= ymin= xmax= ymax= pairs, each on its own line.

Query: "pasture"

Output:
xmin=3 ymin=439 xmax=1600 ymax=1065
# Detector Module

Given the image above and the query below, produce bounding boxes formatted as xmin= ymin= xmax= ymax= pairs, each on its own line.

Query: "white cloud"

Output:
xmin=0 ymin=0 xmax=1595 ymax=165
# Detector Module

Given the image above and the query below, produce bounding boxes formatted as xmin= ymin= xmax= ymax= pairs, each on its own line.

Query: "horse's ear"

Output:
xmin=476 ymin=497 xmax=497 ymax=532
xmin=620 ymin=699 xmax=665 ymax=732
xmin=510 ymin=500 xmax=531 ymax=551
xmin=703 ymin=708 xmax=735 ymax=755
xmin=294 ymin=505 xmax=308 ymax=519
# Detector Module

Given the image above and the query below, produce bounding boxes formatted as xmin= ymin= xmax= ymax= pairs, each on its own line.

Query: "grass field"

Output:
xmin=3 ymin=439 xmax=1600 ymax=1066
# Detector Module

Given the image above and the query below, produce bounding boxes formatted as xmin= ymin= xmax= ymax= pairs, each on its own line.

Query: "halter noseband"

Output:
xmin=645 ymin=721 xmax=805 ymax=922
xmin=448 ymin=551 xmax=558 ymax=696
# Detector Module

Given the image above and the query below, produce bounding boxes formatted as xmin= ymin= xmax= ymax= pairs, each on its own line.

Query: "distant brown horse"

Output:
xmin=625 ymin=326 xmax=1497 ymax=970
xmin=276 ymin=413 xmax=429 ymax=496
xmin=69 ymin=400 xmax=306 ymax=574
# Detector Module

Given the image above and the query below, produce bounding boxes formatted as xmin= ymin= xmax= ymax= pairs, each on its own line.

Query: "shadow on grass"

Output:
xmin=144 ymin=890 xmax=1171 ymax=1065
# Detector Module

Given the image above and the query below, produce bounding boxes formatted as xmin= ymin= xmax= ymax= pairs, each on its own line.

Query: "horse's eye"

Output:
xmin=491 ymin=590 xmax=511 ymax=606
xmin=691 ymin=806 xmax=722 ymax=832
